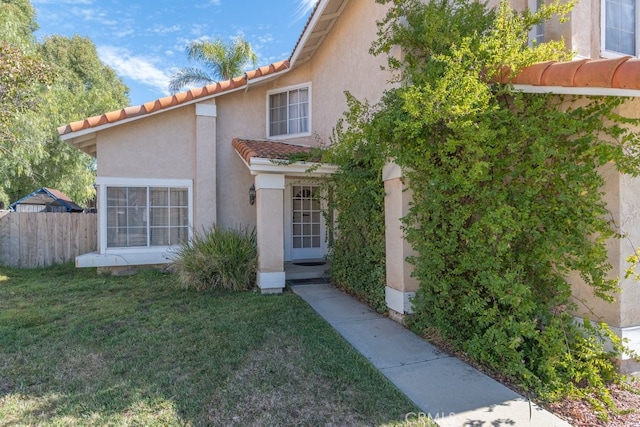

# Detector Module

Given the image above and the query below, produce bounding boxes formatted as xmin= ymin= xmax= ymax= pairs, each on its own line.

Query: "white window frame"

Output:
xmin=528 ymin=0 xmax=545 ymax=46
xmin=601 ymin=0 xmax=640 ymax=58
xmin=283 ymin=180 xmax=327 ymax=261
xmin=266 ymin=82 xmax=312 ymax=140
xmin=96 ymin=177 xmax=193 ymax=255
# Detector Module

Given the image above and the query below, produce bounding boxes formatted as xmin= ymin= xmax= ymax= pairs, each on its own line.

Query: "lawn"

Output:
xmin=0 ymin=264 xmax=421 ymax=426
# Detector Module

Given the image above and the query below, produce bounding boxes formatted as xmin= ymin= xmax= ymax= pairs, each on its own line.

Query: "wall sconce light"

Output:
xmin=249 ymin=184 xmax=256 ymax=206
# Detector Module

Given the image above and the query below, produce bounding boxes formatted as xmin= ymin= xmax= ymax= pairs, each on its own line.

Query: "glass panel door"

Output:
xmin=291 ymin=185 xmax=323 ymax=259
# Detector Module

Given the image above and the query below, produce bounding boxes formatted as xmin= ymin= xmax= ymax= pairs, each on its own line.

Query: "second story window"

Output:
xmin=603 ymin=0 xmax=637 ymax=56
xmin=528 ymin=0 xmax=545 ymax=45
xmin=268 ymin=84 xmax=311 ymax=138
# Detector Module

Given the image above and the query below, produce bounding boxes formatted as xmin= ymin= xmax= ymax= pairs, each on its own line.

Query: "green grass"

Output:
xmin=0 ymin=264 xmax=422 ymax=426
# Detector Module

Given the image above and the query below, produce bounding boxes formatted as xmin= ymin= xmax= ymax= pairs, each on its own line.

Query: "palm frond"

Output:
xmin=168 ymin=67 xmax=215 ymax=93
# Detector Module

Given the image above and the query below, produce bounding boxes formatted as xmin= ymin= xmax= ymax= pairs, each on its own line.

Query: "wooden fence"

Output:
xmin=0 ymin=211 xmax=97 ymax=268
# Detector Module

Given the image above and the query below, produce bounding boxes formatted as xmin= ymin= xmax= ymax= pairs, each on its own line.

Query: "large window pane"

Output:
xmin=269 ymin=87 xmax=309 ymax=136
xmin=106 ymin=185 xmax=189 ymax=248
xmin=106 ymin=187 xmax=147 ymax=247
xmin=606 ymin=0 xmax=636 ymax=55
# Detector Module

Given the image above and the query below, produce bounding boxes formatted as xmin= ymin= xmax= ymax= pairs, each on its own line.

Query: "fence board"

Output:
xmin=0 ymin=212 xmax=97 ymax=268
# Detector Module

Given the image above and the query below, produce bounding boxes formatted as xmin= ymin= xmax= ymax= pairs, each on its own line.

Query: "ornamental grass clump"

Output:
xmin=174 ymin=225 xmax=257 ymax=291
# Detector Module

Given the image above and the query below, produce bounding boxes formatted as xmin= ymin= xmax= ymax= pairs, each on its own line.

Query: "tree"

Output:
xmin=168 ymin=36 xmax=257 ymax=93
xmin=0 ymin=42 xmax=53 ymax=206
xmin=16 ymin=35 xmax=129 ymax=206
xmin=0 ymin=0 xmax=129 ymax=207
xmin=0 ymin=0 xmax=38 ymax=47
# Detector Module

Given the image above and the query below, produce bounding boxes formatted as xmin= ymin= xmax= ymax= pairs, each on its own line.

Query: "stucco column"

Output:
xmin=615 ymin=172 xmax=640 ymax=372
xmin=255 ymin=173 xmax=285 ymax=294
xmin=383 ymin=162 xmax=419 ymax=318
xmin=195 ymin=102 xmax=217 ymax=229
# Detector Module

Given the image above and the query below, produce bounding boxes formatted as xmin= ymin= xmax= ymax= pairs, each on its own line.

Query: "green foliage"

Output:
xmin=322 ymin=94 xmax=388 ymax=311
xmin=0 ymin=0 xmax=38 ymax=47
xmin=173 ymin=225 xmax=258 ymax=291
xmin=329 ymin=0 xmax=640 ymax=415
xmin=0 ymin=5 xmax=130 ymax=207
xmin=0 ymin=264 xmax=417 ymax=425
xmin=169 ymin=36 xmax=258 ymax=93
xmin=0 ymin=40 xmax=53 ymax=206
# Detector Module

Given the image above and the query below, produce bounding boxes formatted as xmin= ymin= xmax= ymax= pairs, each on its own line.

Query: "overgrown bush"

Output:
xmin=322 ymin=95 xmax=388 ymax=311
xmin=173 ymin=225 xmax=257 ymax=291
xmin=326 ymin=0 xmax=640 ymax=417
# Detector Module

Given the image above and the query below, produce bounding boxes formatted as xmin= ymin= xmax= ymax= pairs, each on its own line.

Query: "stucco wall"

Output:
xmin=487 ymin=0 xmax=603 ymax=60
xmin=213 ymin=0 xmax=391 ymax=229
xmin=97 ymin=106 xmax=196 ymax=180
xmin=568 ymin=98 xmax=640 ymax=329
xmin=306 ymin=0 xmax=391 ymax=141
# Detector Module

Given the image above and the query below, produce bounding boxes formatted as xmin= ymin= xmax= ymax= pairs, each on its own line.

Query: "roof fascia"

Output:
xmin=289 ymin=0 xmax=331 ymax=67
xmin=233 ymin=151 xmax=338 ymax=177
xmin=514 ymin=84 xmax=640 ymax=97
xmin=61 ymin=67 xmax=291 ymax=143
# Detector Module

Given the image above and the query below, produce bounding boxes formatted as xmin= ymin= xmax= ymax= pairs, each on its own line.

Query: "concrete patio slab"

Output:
xmin=291 ymin=282 xmax=572 ymax=427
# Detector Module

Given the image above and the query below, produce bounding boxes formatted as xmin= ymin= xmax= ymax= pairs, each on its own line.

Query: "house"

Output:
xmin=59 ymin=0 xmax=640 ymax=371
xmin=9 ymin=187 xmax=84 ymax=213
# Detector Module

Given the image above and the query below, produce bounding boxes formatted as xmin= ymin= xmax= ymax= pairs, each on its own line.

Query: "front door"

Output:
xmin=287 ymin=184 xmax=325 ymax=260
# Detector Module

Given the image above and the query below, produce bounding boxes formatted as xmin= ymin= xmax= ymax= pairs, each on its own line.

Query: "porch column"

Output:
xmin=383 ymin=162 xmax=419 ymax=320
xmin=255 ymin=173 xmax=285 ymax=294
xmin=575 ymin=164 xmax=640 ymax=373
xmin=195 ymin=102 xmax=217 ymax=229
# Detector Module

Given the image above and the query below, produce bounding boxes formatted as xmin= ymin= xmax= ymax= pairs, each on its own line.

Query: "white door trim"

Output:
xmin=284 ymin=181 xmax=327 ymax=261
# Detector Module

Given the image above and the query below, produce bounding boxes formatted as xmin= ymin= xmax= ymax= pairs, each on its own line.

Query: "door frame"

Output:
xmin=284 ymin=180 xmax=327 ymax=261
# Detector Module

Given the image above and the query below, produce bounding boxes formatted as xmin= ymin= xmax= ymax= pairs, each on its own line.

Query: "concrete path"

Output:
xmin=291 ymin=282 xmax=572 ymax=427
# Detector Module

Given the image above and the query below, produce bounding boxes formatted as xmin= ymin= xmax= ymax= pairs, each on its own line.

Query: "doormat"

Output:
xmin=287 ymin=278 xmax=330 ymax=286
xmin=292 ymin=261 xmax=326 ymax=266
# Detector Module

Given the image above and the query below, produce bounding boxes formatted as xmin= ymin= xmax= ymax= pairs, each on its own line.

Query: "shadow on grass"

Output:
xmin=0 ymin=264 xmax=419 ymax=426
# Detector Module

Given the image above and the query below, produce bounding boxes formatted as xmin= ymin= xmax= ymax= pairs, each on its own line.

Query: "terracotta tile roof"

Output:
xmin=58 ymin=60 xmax=290 ymax=137
xmin=511 ymin=56 xmax=640 ymax=89
xmin=232 ymin=138 xmax=314 ymax=163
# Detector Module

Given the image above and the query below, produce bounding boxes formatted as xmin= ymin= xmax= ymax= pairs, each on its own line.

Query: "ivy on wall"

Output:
xmin=322 ymin=94 xmax=388 ymax=311
xmin=325 ymin=0 xmax=640 ymax=415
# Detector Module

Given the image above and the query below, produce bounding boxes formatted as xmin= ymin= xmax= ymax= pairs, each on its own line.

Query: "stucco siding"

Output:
xmin=307 ymin=0 xmax=390 ymax=143
xmin=97 ymin=106 xmax=196 ymax=180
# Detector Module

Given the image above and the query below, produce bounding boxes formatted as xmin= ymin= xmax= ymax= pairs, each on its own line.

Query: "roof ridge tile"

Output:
xmin=539 ymin=58 xmax=588 ymax=87
xmin=573 ymin=56 xmax=632 ymax=87
xmin=59 ymin=60 xmax=290 ymax=137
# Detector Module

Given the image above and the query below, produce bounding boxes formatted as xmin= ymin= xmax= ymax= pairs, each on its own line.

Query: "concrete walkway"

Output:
xmin=291 ymin=281 xmax=571 ymax=427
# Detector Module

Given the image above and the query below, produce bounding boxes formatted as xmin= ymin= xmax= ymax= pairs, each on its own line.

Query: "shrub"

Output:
xmin=173 ymin=225 xmax=257 ymax=291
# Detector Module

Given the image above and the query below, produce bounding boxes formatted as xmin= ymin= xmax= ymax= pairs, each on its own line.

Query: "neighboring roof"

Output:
xmin=9 ymin=187 xmax=84 ymax=212
xmin=509 ymin=56 xmax=640 ymax=95
xmin=58 ymin=60 xmax=290 ymax=141
xmin=232 ymin=138 xmax=314 ymax=163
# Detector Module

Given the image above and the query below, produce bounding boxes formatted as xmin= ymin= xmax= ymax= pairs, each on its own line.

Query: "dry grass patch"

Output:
xmin=0 ymin=264 xmax=420 ymax=426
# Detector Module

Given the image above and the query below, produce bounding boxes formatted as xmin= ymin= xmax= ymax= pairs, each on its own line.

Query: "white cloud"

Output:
xmin=189 ymin=24 xmax=208 ymax=37
xmin=97 ymin=46 xmax=173 ymax=97
xmin=114 ymin=29 xmax=135 ymax=38
xmin=152 ymin=24 xmax=181 ymax=35
xmin=70 ymin=7 xmax=118 ymax=26
xmin=295 ymin=0 xmax=318 ymax=20
xmin=196 ymin=0 xmax=221 ymax=8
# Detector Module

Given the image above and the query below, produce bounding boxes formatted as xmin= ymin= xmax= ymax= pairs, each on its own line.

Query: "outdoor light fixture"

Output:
xmin=248 ymin=184 xmax=256 ymax=206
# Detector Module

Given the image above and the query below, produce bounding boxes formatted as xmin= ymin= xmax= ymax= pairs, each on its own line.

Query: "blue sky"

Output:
xmin=32 ymin=0 xmax=318 ymax=106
